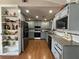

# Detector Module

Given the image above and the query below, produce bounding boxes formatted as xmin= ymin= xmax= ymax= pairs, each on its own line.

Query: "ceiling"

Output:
xmin=25 ymin=0 xmax=66 ymax=4
xmin=0 ymin=0 xmax=67 ymax=21
xmin=0 ymin=0 xmax=78 ymax=5
xmin=20 ymin=6 xmax=63 ymax=21
xmin=19 ymin=0 xmax=78 ymax=21
xmin=0 ymin=0 xmax=78 ymax=21
xmin=0 ymin=0 xmax=66 ymax=5
xmin=19 ymin=0 xmax=74 ymax=21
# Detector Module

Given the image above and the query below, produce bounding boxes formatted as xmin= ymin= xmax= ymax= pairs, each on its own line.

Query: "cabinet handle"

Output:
xmin=56 ymin=44 xmax=62 ymax=51
xmin=54 ymin=47 xmax=60 ymax=54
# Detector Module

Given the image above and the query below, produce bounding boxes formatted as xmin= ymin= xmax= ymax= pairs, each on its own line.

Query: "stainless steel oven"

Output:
xmin=34 ymin=26 xmax=41 ymax=37
xmin=34 ymin=32 xmax=41 ymax=37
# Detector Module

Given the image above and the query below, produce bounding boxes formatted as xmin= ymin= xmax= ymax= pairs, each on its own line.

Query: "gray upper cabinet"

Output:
xmin=54 ymin=4 xmax=79 ymax=31
xmin=69 ymin=4 xmax=79 ymax=31
xmin=34 ymin=21 xmax=41 ymax=26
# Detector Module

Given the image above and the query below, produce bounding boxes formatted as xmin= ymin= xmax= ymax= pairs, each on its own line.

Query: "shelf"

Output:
xmin=2 ymin=22 xmax=18 ymax=23
xmin=2 ymin=29 xmax=18 ymax=32
xmin=0 ymin=5 xmax=21 ymax=55
xmin=2 ymin=35 xmax=17 ymax=36
xmin=2 ymin=15 xmax=18 ymax=17
xmin=0 ymin=52 xmax=20 ymax=55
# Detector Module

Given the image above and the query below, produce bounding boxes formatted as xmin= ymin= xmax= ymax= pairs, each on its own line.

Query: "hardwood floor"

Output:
xmin=0 ymin=39 xmax=55 ymax=59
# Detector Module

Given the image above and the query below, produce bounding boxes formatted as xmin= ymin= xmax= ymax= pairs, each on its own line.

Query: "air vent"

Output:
xmin=22 ymin=0 xmax=27 ymax=2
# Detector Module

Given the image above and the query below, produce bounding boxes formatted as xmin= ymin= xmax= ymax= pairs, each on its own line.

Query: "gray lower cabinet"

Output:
xmin=53 ymin=47 xmax=60 ymax=59
xmin=63 ymin=46 xmax=79 ymax=59
xmin=29 ymin=31 xmax=34 ymax=38
xmin=41 ymin=32 xmax=48 ymax=40
xmin=52 ymin=41 xmax=62 ymax=59
xmin=51 ymin=34 xmax=79 ymax=59
xmin=28 ymin=31 xmax=48 ymax=40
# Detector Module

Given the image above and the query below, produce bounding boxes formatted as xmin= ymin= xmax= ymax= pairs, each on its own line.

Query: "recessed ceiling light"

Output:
xmin=26 ymin=10 xmax=29 ymax=13
xmin=44 ymin=18 xmax=47 ymax=21
xmin=36 ymin=16 xmax=39 ymax=19
xmin=66 ymin=0 xmax=71 ymax=3
xmin=18 ymin=10 xmax=21 ymax=13
xmin=28 ymin=18 xmax=31 ymax=20
xmin=66 ymin=0 xmax=78 ymax=3
xmin=49 ymin=10 xmax=53 ymax=14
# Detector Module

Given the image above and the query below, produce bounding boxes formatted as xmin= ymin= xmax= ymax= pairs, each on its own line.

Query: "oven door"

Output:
xmin=34 ymin=32 xmax=41 ymax=37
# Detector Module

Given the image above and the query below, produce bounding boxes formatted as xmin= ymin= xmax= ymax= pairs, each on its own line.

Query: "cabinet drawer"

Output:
xmin=54 ymin=42 xmax=63 ymax=54
xmin=53 ymin=47 xmax=61 ymax=59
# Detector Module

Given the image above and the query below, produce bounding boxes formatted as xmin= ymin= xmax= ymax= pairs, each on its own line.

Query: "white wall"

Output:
xmin=0 ymin=0 xmax=21 ymax=4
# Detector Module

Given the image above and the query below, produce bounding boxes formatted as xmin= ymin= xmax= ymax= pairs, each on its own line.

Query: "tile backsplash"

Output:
xmin=54 ymin=31 xmax=65 ymax=36
xmin=55 ymin=31 xmax=79 ymax=44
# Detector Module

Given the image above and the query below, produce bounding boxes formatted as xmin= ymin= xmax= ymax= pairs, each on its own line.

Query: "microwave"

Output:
xmin=56 ymin=16 xmax=68 ymax=29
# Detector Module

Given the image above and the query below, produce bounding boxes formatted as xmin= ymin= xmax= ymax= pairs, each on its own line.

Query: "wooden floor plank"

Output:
xmin=0 ymin=39 xmax=55 ymax=59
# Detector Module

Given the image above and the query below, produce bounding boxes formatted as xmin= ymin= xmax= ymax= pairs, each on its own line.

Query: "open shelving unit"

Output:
xmin=0 ymin=5 xmax=22 ymax=55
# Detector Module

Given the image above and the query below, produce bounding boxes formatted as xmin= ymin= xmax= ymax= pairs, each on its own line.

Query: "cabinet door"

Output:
xmin=60 ymin=6 xmax=68 ymax=18
xmin=63 ymin=46 xmax=79 ymax=59
xmin=53 ymin=47 xmax=60 ymax=59
xmin=0 ymin=7 xmax=3 ymax=54
xmin=41 ymin=32 xmax=48 ymax=40
xmin=48 ymin=36 xmax=52 ymax=50
xmin=29 ymin=31 xmax=34 ymax=38
xmin=69 ymin=4 xmax=79 ymax=31
xmin=51 ymin=38 xmax=54 ymax=52
xmin=0 ymin=35 xmax=2 ymax=53
xmin=34 ymin=21 xmax=41 ymax=27
xmin=28 ymin=21 xmax=34 ymax=28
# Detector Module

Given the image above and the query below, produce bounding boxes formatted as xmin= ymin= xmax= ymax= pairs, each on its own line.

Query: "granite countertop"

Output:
xmin=29 ymin=29 xmax=50 ymax=32
xmin=48 ymin=31 xmax=79 ymax=46
xmin=53 ymin=34 xmax=71 ymax=46
xmin=48 ymin=32 xmax=72 ymax=46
